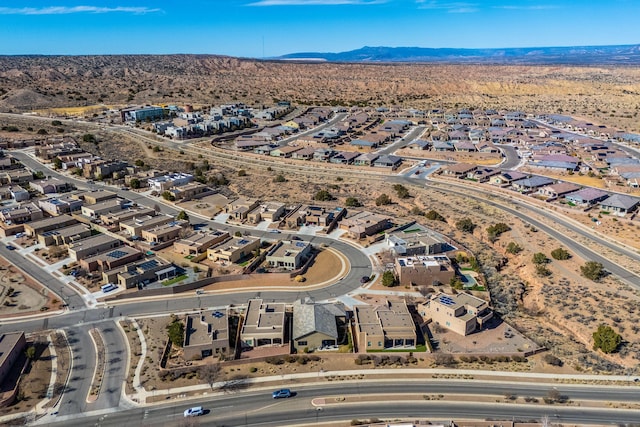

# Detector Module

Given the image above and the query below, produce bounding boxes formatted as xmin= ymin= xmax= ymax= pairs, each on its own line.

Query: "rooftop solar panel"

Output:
xmin=138 ymin=260 xmax=159 ymax=271
xmin=107 ymin=250 xmax=128 ymax=259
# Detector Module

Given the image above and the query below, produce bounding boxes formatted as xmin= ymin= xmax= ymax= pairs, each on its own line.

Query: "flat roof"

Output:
xmin=185 ymin=310 xmax=229 ymax=347
xmin=68 ymin=233 xmax=119 ymax=249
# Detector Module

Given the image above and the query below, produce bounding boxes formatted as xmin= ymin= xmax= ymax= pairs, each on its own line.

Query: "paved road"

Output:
xmin=375 ymin=125 xmax=427 ymax=156
xmin=496 ymin=143 xmax=520 ymax=169
xmin=41 ymin=381 xmax=640 ymax=426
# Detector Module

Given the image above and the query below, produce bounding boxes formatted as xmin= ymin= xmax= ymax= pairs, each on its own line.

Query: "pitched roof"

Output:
xmin=292 ymin=301 xmax=345 ymax=341
xmin=600 ymin=194 xmax=640 ymax=211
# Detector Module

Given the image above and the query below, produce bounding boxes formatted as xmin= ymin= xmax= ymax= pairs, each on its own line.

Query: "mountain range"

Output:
xmin=277 ymin=44 xmax=640 ymax=65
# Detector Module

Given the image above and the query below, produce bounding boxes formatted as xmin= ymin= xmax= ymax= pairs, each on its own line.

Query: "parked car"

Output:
xmin=272 ymin=388 xmax=292 ymax=399
xmin=5 ymin=245 xmax=16 ymax=251
xmin=183 ymin=407 xmax=204 ymax=417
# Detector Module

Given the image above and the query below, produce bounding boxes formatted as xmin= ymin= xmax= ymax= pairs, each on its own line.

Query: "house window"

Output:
xmin=378 ymin=341 xmax=382 ymax=347
xmin=297 ymin=341 xmax=307 ymax=346
xmin=367 ymin=341 xmax=371 ymax=347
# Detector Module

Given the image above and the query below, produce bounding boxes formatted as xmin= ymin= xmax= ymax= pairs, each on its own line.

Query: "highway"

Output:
xmin=40 ymin=381 xmax=640 ymax=426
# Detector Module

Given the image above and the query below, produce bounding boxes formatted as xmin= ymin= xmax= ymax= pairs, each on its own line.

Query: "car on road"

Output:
xmin=183 ymin=406 xmax=204 ymax=417
xmin=268 ymin=229 xmax=281 ymax=233
xmin=272 ymin=388 xmax=292 ymax=399
xmin=5 ymin=245 xmax=16 ymax=251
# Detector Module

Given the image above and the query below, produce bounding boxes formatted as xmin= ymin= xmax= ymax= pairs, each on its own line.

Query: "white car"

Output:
xmin=183 ymin=406 xmax=204 ymax=417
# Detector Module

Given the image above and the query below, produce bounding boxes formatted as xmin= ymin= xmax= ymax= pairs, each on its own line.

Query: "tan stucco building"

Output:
xmin=419 ymin=292 xmax=493 ymax=336
xmin=353 ymin=300 xmax=417 ymax=351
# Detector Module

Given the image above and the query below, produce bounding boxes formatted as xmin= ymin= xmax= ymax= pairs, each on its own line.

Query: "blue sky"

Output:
xmin=1 ymin=0 xmax=639 ymax=57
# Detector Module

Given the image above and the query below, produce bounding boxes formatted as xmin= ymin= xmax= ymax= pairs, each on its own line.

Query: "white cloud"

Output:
xmin=416 ymin=1 xmax=478 ymax=13
xmin=247 ymin=0 xmax=387 ymax=6
xmin=0 ymin=6 xmax=161 ymax=15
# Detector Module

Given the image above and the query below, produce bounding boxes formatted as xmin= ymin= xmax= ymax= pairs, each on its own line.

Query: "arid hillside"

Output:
xmin=1 ymin=55 xmax=639 ymax=132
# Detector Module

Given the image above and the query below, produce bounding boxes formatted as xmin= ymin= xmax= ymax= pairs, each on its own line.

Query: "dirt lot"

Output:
xmin=175 ymin=194 xmax=230 ymax=219
xmin=0 ymin=257 xmax=57 ymax=316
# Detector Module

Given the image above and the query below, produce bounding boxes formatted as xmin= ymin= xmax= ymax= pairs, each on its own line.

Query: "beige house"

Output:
xmin=265 ymin=240 xmax=312 ymax=270
xmin=101 ymin=206 xmax=156 ymax=227
xmin=419 ymin=292 xmax=493 ymax=336
xmin=174 ymin=230 xmax=230 ymax=255
xmin=394 ymin=255 xmax=455 ymax=287
xmin=183 ymin=309 xmax=230 ymax=360
xmin=67 ymin=234 xmax=122 ymax=261
xmin=353 ymin=300 xmax=417 ymax=351
xmin=37 ymin=223 xmax=92 ymax=246
xmin=73 ymin=190 xmax=117 ymax=205
xmin=340 ymin=211 xmax=391 ymax=239
xmin=169 ymin=182 xmax=210 ymax=201
xmin=207 ymin=235 xmax=260 ymax=263
xmin=0 ymin=202 xmax=44 ymax=225
xmin=80 ymin=245 xmax=143 ymax=273
xmin=23 ymin=215 xmax=77 ymax=236
xmin=104 ymin=257 xmax=176 ymax=289
xmin=140 ymin=221 xmax=188 ymax=244
xmin=292 ymin=300 xmax=345 ymax=352
xmin=247 ymin=202 xmax=286 ymax=224
xmin=240 ymin=299 xmax=286 ymax=348
xmin=81 ymin=198 xmax=125 ymax=219
xmin=225 ymin=197 xmax=260 ymax=222
xmin=120 ymin=215 xmax=173 ymax=237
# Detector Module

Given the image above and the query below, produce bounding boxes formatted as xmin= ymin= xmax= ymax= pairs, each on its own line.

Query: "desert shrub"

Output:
xmin=592 ymin=324 xmax=622 ymax=354
xmin=314 ymin=190 xmax=333 ymax=201
xmin=543 ymin=354 xmax=563 ymax=366
xmin=375 ymin=193 xmax=392 ymax=206
xmin=455 ymin=218 xmax=476 ymax=233
xmin=505 ymin=242 xmax=523 ymax=255
xmin=550 ymin=247 xmax=571 ymax=260
xmin=581 ymin=261 xmax=605 ymax=281
xmin=532 ymin=252 xmax=549 ymax=265
xmin=425 ymin=210 xmax=446 ymax=221
xmin=345 ymin=197 xmax=361 ymax=207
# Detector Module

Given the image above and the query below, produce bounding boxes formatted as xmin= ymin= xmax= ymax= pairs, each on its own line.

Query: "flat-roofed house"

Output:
xmin=207 ymin=236 xmax=260 ymax=263
xmin=37 ymin=223 xmax=92 ymax=246
xmin=23 ymin=215 xmax=77 ymax=236
xmin=174 ymin=230 xmax=230 ymax=256
xmin=0 ymin=203 xmax=43 ymax=225
xmin=39 ymin=196 xmax=83 ymax=216
xmin=31 ymin=178 xmax=73 ymax=195
xmin=385 ymin=226 xmax=450 ymax=256
xmin=120 ymin=215 xmax=173 ymax=237
xmin=419 ymin=292 xmax=493 ymax=336
xmin=67 ymin=234 xmax=121 ymax=261
xmin=292 ymin=300 xmax=346 ymax=353
xmin=395 ymin=255 xmax=455 ymax=287
xmin=101 ymin=206 xmax=156 ymax=227
xmin=141 ymin=221 xmax=188 ymax=244
xmin=0 ymin=331 xmax=26 ymax=384
xmin=247 ymin=202 xmax=286 ymax=224
xmin=73 ymin=190 xmax=118 ymax=205
xmin=240 ymin=299 xmax=286 ymax=348
xmin=354 ymin=300 xmax=416 ymax=351
xmin=265 ymin=240 xmax=312 ymax=270
xmin=80 ymin=245 xmax=143 ymax=272
xmin=340 ymin=211 xmax=391 ymax=239
xmin=225 ymin=198 xmax=260 ymax=222
xmin=81 ymin=198 xmax=125 ymax=219
xmin=184 ymin=309 xmax=230 ymax=360
xmin=105 ymin=257 xmax=176 ymax=289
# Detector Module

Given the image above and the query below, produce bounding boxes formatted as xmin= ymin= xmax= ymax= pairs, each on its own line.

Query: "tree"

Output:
xmin=505 ymin=242 xmax=523 ymax=255
xmin=487 ymin=222 xmax=511 ymax=241
xmin=32 ymin=170 xmax=45 ymax=180
xmin=134 ymin=159 xmax=145 ymax=167
xmin=129 ymin=178 xmax=141 ymax=189
xmin=381 ymin=271 xmax=396 ymax=287
xmin=176 ymin=210 xmax=189 ymax=221
xmin=199 ymin=362 xmax=222 ymax=390
xmin=532 ymin=252 xmax=549 ymax=265
xmin=25 ymin=346 xmax=36 ymax=360
xmin=273 ymin=174 xmax=286 ymax=183
xmin=455 ymin=218 xmax=476 ymax=233
xmin=393 ymin=184 xmax=410 ymax=199
xmin=425 ymin=210 xmax=445 ymax=221
xmin=592 ymin=324 xmax=622 ymax=354
xmin=53 ymin=157 xmax=62 ymax=170
xmin=551 ymin=248 xmax=571 ymax=260
xmin=345 ymin=197 xmax=361 ymax=207
xmin=234 ymin=231 xmax=242 ymax=237
xmin=167 ymin=320 xmax=184 ymax=347
xmin=314 ymin=190 xmax=333 ymax=201
xmin=375 ymin=193 xmax=392 ymax=206
xmin=82 ymin=133 xmax=96 ymax=143
xmin=581 ymin=261 xmax=605 ymax=281
xmin=450 ymin=276 xmax=464 ymax=290
xmin=161 ymin=191 xmax=175 ymax=201
xmin=410 ymin=206 xmax=424 ymax=216
xmin=535 ymin=265 xmax=552 ymax=277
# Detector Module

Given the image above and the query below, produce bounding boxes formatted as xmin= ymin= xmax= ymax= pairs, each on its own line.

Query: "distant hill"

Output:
xmin=278 ymin=44 xmax=640 ymax=65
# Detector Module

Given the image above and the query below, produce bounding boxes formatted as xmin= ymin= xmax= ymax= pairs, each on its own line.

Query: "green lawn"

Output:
xmin=367 ymin=344 xmax=427 ymax=353
xmin=162 ymin=274 xmax=188 ymax=286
